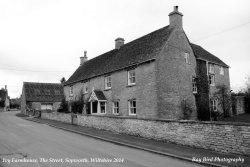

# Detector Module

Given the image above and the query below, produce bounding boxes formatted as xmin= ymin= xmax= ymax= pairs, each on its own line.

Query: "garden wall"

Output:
xmin=41 ymin=112 xmax=71 ymax=124
xmin=41 ymin=112 xmax=250 ymax=156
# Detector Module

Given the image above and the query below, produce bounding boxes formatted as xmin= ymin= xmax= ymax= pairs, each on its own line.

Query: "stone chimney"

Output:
xmin=169 ymin=6 xmax=183 ymax=28
xmin=80 ymin=51 xmax=88 ymax=65
xmin=115 ymin=38 xmax=125 ymax=49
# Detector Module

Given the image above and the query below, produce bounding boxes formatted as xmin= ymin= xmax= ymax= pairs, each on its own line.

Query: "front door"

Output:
xmin=92 ymin=101 xmax=98 ymax=114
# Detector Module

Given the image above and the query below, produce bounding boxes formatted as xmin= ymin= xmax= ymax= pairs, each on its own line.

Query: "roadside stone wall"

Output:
xmin=42 ymin=112 xmax=250 ymax=156
xmin=41 ymin=112 xmax=71 ymax=124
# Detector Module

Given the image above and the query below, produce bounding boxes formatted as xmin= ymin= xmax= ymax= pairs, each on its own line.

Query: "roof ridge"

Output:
xmin=86 ymin=25 xmax=170 ymax=62
xmin=65 ymin=25 xmax=173 ymax=85
xmin=24 ymin=82 xmax=62 ymax=85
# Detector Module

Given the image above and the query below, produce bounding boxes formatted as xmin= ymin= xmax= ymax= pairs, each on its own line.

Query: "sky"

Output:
xmin=0 ymin=0 xmax=250 ymax=98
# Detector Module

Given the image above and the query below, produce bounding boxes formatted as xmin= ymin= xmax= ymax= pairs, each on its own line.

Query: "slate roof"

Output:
xmin=94 ymin=90 xmax=107 ymax=101
xmin=65 ymin=26 xmax=229 ymax=85
xmin=190 ymin=43 xmax=229 ymax=67
xmin=65 ymin=26 xmax=174 ymax=85
xmin=0 ymin=89 xmax=7 ymax=101
xmin=23 ymin=82 xmax=64 ymax=102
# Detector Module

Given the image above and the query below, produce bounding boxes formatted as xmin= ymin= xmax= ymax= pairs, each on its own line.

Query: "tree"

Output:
xmin=60 ymin=77 xmax=66 ymax=84
xmin=213 ymin=84 xmax=232 ymax=118
xmin=244 ymin=75 xmax=250 ymax=113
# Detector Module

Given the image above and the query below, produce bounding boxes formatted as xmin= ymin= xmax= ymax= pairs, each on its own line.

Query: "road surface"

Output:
xmin=0 ymin=111 xmax=204 ymax=167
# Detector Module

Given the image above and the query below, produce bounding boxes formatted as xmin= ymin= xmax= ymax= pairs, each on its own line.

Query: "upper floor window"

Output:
xmin=211 ymin=99 xmax=218 ymax=111
xmin=69 ymin=86 xmax=73 ymax=96
xmin=192 ymin=77 xmax=197 ymax=93
xmin=219 ymin=66 xmax=224 ymax=75
xmin=112 ymin=101 xmax=119 ymax=115
xmin=209 ymin=74 xmax=215 ymax=86
xmin=184 ymin=53 xmax=191 ymax=64
xmin=83 ymin=82 xmax=88 ymax=94
xmin=208 ymin=63 xmax=215 ymax=74
xmin=104 ymin=75 xmax=111 ymax=89
xmin=128 ymin=99 xmax=136 ymax=115
xmin=128 ymin=69 xmax=136 ymax=85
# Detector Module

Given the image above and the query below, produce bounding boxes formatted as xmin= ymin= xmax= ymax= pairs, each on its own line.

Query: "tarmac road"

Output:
xmin=0 ymin=111 xmax=204 ymax=167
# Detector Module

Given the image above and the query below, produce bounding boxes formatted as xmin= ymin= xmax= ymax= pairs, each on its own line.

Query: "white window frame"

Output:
xmin=99 ymin=101 xmax=106 ymax=114
xmin=184 ymin=52 xmax=191 ymax=64
xmin=212 ymin=99 xmax=217 ymax=111
xmin=90 ymin=101 xmax=107 ymax=115
xmin=112 ymin=101 xmax=119 ymax=115
xmin=208 ymin=63 xmax=215 ymax=74
xmin=209 ymin=74 xmax=215 ymax=86
xmin=128 ymin=69 xmax=136 ymax=85
xmin=128 ymin=99 xmax=136 ymax=115
xmin=104 ymin=75 xmax=111 ymax=89
xmin=41 ymin=103 xmax=53 ymax=111
xmin=83 ymin=82 xmax=88 ymax=94
xmin=69 ymin=86 xmax=73 ymax=96
xmin=192 ymin=77 xmax=197 ymax=93
xmin=219 ymin=66 xmax=224 ymax=75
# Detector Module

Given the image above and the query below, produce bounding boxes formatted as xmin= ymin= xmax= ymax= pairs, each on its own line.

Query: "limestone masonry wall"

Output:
xmin=41 ymin=112 xmax=250 ymax=156
xmin=42 ymin=112 xmax=71 ymax=124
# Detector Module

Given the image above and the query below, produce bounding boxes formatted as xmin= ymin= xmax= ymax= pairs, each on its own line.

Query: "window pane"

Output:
xmin=128 ymin=70 xmax=136 ymax=85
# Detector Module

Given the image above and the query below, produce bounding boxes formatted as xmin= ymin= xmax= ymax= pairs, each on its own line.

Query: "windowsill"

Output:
xmin=113 ymin=113 xmax=120 ymax=116
xmin=193 ymin=92 xmax=197 ymax=94
xmin=104 ymin=88 xmax=111 ymax=91
xmin=210 ymin=84 xmax=215 ymax=87
xmin=129 ymin=114 xmax=137 ymax=116
xmin=127 ymin=83 xmax=136 ymax=87
xmin=91 ymin=113 xmax=106 ymax=115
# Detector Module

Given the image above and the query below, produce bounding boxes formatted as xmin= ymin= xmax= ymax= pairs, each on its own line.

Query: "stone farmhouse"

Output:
xmin=64 ymin=6 xmax=230 ymax=120
xmin=0 ymin=86 xmax=10 ymax=112
xmin=21 ymin=82 xmax=64 ymax=115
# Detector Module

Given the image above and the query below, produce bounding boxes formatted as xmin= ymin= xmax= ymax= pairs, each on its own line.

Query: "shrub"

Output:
xmin=181 ymin=99 xmax=194 ymax=120
xmin=71 ymin=100 xmax=84 ymax=114
xmin=57 ymin=98 xmax=70 ymax=113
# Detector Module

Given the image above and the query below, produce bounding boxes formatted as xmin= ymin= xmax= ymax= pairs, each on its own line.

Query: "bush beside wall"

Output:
xmin=41 ymin=112 xmax=250 ymax=156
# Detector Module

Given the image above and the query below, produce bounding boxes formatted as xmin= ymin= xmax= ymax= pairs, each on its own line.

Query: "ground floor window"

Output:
xmin=100 ymin=102 xmax=106 ymax=114
xmin=41 ymin=103 xmax=53 ymax=111
xmin=90 ymin=101 xmax=106 ymax=114
xmin=128 ymin=99 xmax=136 ymax=115
xmin=112 ymin=101 xmax=119 ymax=115
xmin=212 ymin=99 xmax=217 ymax=111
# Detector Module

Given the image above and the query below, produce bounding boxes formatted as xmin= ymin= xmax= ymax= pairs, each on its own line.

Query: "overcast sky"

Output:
xmin=0 ymin=0 xmax=250 ymax=98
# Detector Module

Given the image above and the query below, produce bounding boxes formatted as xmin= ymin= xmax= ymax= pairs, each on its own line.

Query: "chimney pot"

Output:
xmin=115 ymin=37 xmax=125 ymax=49
xmin=174 ymin=6 xmax=178 ymax=11
xmin=80 ymin=50 xmax=88 ymax=65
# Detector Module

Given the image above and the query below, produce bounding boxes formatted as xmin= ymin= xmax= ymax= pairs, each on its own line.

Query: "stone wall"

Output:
xmin=41 ymin=112 xmax=71 ymax=124
xmin=41 ymin=112 xmax=250 ymax=156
